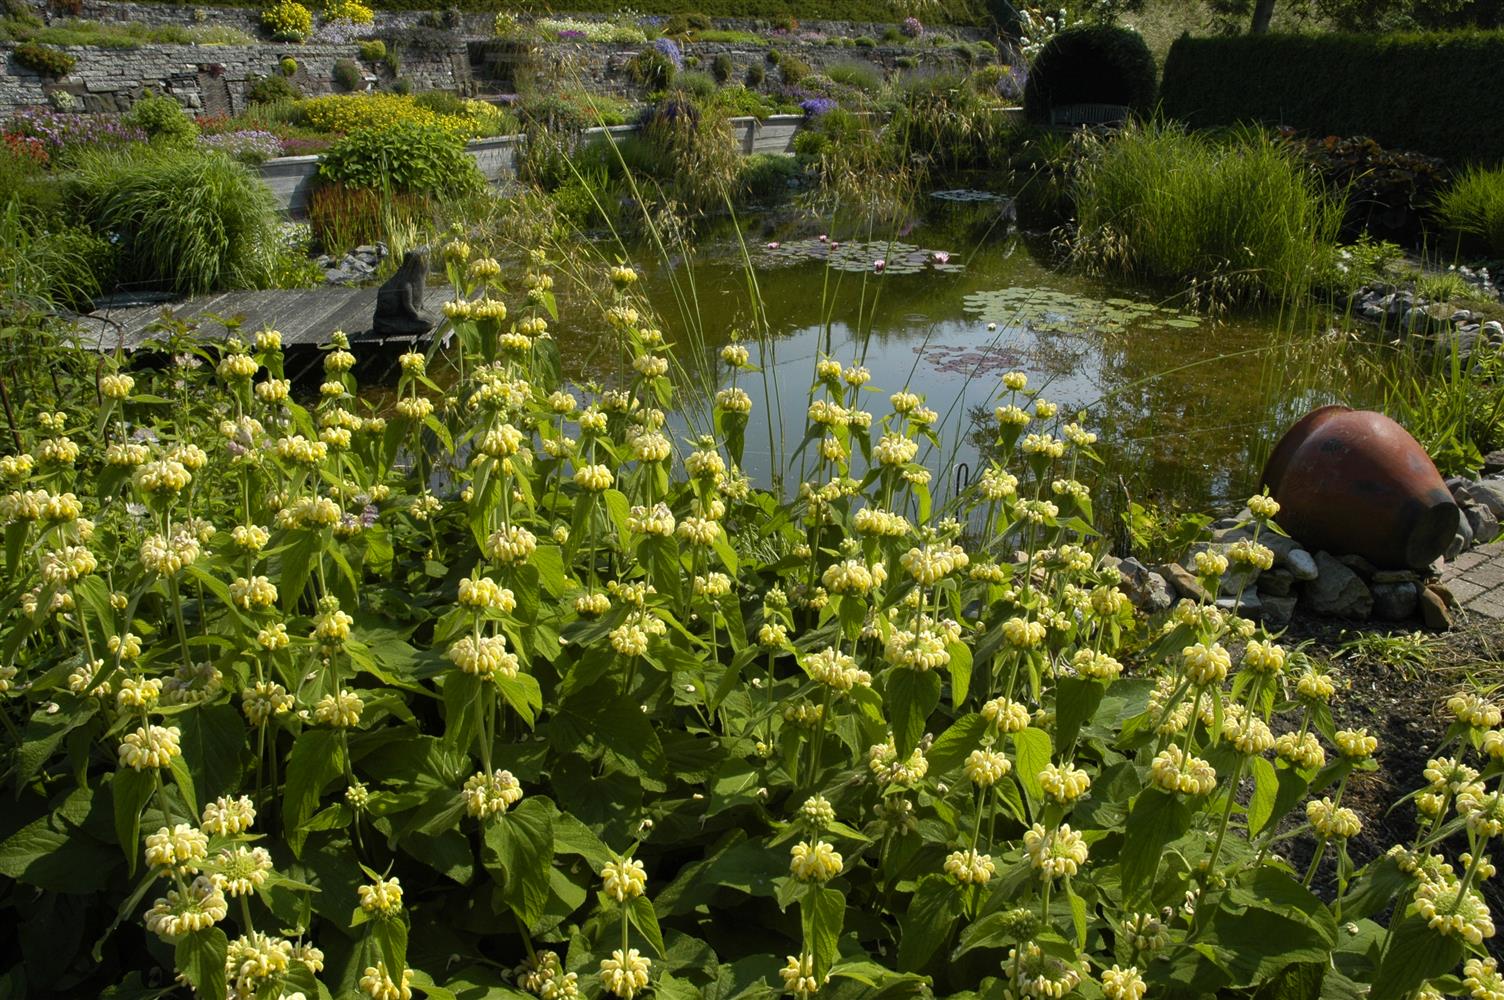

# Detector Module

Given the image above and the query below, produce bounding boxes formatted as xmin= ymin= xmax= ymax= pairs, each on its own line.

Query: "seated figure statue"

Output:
xmin=372 ymin=250 xmax=435 ymax=338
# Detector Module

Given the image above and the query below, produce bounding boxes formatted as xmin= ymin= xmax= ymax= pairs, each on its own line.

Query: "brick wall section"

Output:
xmin=0 ymin=40 xmax=469 ymax=113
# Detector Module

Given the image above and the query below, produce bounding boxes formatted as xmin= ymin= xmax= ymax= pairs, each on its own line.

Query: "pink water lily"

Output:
xmin=873 ymin=260 xmax=886 ymax=273
xmin=818 ymin=234 xmax=828 ymax=242
xmin=931 ymin=251 xmax=951 ymax=265
xmin=767 ymin=242 xmax=780 ymax=250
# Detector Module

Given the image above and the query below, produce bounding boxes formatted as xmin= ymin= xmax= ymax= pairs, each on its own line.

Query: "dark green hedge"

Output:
xmin=1161 ymin=31 xmax=1504 ymax=164
xmin=1022 ymin=25 xmax=1156 ymax=124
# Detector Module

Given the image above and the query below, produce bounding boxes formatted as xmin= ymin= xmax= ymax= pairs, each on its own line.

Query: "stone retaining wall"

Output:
xmin=261 ymin=113 xmax=810 ymax=212
xmin=0 ymin=40 xmax=468 ymax=114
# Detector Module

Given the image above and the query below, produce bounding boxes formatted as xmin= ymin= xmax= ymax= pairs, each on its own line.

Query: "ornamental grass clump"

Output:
xmin=1433 ymin=164 xmax=1504 ymax=259
xmin=1070 ymin=120 xmax=1344 ymax=305
xmin=0 ymin=230 xmax=1500 ymax=1000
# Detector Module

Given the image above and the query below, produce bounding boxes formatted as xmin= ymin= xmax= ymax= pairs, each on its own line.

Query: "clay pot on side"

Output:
xmin=1259 ymin=405 xmax=1458 ymax=571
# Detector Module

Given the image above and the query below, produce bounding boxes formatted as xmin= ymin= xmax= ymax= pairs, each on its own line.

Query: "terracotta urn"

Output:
xmin=1259 ymin=406 xmax=1458 ymax=570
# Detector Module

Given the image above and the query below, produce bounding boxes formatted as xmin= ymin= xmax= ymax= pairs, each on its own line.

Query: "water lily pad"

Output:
xmin=759 ymin=239 xmax=965 ymax=275
xmin=930 ymin=189 xmax=1007 ymax=204
xmin=961 ymin=287 xmax=1202 ymax=335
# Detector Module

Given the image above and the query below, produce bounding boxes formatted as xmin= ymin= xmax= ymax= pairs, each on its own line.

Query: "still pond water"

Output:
xmin=508 ymin=195 xmax=1370 ymax=522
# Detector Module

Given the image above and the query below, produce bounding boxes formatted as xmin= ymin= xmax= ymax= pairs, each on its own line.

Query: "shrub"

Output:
xmin=711 ymin=52 xmax=733 ymax=82
xmin=358 ymin=39 xmax=386 ymax=61
xmin=854 ymin=35 xmax=876 ymax=47
xmin=1071 ymin=120 xmax=1344 ymax=304
xmin=123 ymin=94 xmax=198 ymax=145
xmin=1434 ymin=165 xmax=1504 ymax=258
xmin=778 ymin=53 xmax=811 ymax=85
xmin=279 ymin=55 xmax=298 ymax=74
xmin=319 ymin=118 xmax=484 ymax=199
xmin=627 ymin=46 xmax=677 ymax=91
xmin=675 ymin=70 xmax=717 ymax=100
xmin=1284 ymin=132 xmax=1448 ymax=244
xmin=881 ymin=25 xmax=903 ymax=42
xmin=825 ymin=60 xmax=882 ymax=91
xmin=734 ymin=150 xmax=799 ymax=201
xmin=333 ymin=57 xmax=363 ymax=91
xmin=322 ymin=0 xmax=374 ymax=24
xmin=1161 ymin=31 xmax=1504 ymax=165
xmin=247 ymin=73 xmax=301 ymax=103
xmin=1022 ymin=24 xmax=1156 ymax=125
xmin=260 ymin=0 xmax=312 ymax=42
xmin=13 ymin=42 xmax=75 ymax=76
xmin=744 ymin=62 xmax=764 ymax=86
xmin=391 ymin=75 xmax=412 ymax=94
xmin=69 ymin=146 xmax=278 ymax=293
xmin=661 ymin=11 xmax=710 ymax=35
xmin=893 ymin=54 xmax=918 ymax=69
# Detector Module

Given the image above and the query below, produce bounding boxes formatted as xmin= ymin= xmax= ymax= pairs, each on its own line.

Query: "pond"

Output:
xmin=525 ymin=193 xmax=1366 ymax=525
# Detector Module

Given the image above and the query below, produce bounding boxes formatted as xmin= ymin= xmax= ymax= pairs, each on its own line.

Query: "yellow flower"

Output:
xmin=602 ymin=857 xmax=647 ymax=902
xmin=789 ymin=840 xmax=842 ymax=882
xmin=1039 ymin=762 xmax=1091 ymax=804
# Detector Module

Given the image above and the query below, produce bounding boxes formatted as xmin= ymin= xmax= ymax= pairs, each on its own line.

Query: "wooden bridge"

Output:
xmin=77 ymin=285 xmax=449 ymax=353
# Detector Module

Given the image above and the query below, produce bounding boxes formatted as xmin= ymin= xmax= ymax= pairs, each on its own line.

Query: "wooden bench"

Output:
xmin=1048 ymin=103 xmax=1130 ymax=131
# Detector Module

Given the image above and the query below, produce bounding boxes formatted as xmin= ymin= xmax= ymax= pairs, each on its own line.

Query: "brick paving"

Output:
xmin=1443 ymin=540 xmax=1504 ymax=620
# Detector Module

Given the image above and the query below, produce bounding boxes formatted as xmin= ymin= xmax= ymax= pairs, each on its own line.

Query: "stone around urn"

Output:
xmin=1460 ymin=480 xmax=1504 ymax=520
xmin=1157 ymin=563 xmax=1208 ymax=602
xmin=1419 ymin=585 xmax=1453 ymax=631
xmin=1302 ymin=551 xmax=1373 ymax=620
xmin=1286 ymin=549 xmax=1319 ymax=581
xmin=1256 ymin=568 xmax=1294 ymax=597
xmin=1466 ymin=503 xmax=1501 ymax=546
xmin=1260 ymin=595 xmax=1297 ymax=630
xmin=1370 ymin=581 xmax=1419 ymax=622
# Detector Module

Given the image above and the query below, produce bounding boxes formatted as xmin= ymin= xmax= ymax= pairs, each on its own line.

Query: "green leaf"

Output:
xmin=497 ymin=672 xmax=543 ymax=728
xmin=442 ymin=671 xmax=485 ymax=754
xmin=1247 ymin=756 xmax=1279 ymax=836
xmin=801 ymin=886 xmax=844 ymax=981
xmin=282 ymin=729 xmax=347 ymax=858
xmin=896 ymin=874 xmax=959 ymax=972
xmin=886 ymin=668 xmax=941 ymax=760
xmin=1369 ymin=913 xmax=1463 ymax=1000
xmin=1052 ymin=677 xmax=1104 ymax=753
xmin=112 ymin=767 xmax=156 ymax=874
xmin=1011 ymin=727 xmax=1052 ymax=807
xmin=482 ymin=797 xmax=555 ymax=929
xmin=947 ymin=641 xmax=973 ymax=708
xmin=1121 ymin=788 xmax=1190 ymax=899
xmin=169 ymin=752 xmax=197 ymax=822
xmin=630 ymin=893 xmax=665 ymax=958
xmin=177 ymin=703 xmax=246 ymax=805
xmin=174 ymin=926 xmax=227 ymax=1000
xmin=927 ymin=714 xmax=987 ymax=777
xmin=370 ymin=916 xmax=409 ymax=983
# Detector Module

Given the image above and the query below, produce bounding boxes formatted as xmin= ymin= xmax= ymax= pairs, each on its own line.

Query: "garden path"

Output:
xmin=1443 ymin=540 xmax=1504 ymax=620
xmin=76 ymin=285 xmax=451 ymax=353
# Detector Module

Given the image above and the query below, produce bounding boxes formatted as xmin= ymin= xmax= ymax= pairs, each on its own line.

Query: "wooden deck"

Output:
xmin=78 ymin=285 xmax=451 ymax=353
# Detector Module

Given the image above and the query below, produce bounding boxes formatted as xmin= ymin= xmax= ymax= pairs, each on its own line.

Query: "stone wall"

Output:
xmin=0 ymin=40 xmax=469 ymax=114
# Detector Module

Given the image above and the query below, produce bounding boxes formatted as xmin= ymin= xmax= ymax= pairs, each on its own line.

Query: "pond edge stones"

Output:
xmin=1103 ymin=472 xmax=1504 ymax=631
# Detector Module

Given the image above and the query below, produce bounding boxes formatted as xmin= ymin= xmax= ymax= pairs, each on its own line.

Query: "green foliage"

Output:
xmin=13 ymin=41 xmax=74 ymax=76
xmin=332 ymin=57 xmax=364 ymax=92
xmin=1434 ymin=165 xmax=1504 ymax=258
xmin=1071 ymin=120 xmax=1344 ymax=304
xmin=1119 ymin=499 xmax=1212 ymax=565
xmin=260 ymin=0 xmax=312 ymax=41
xmin=778 ymin=52 xmax=812 ymax=86
xmin=661 ymin=10 xmax=711 ymax=34
xmin=0 ymin=198 xmax=109 ymax=309
xmin=1022 ymin=24 xmax=1157 ymax=124
xmin=319 ymin=119 xmax=484 ymax=200
xmin=358 ymin=38 xmax=387 ymax=61
xmin=279 ymin=55 xmax=298 ymax=75
xmin=68 ymin=146 xmax=278 ymax=294
xmin=825 ymin=59 xmax=882 ymax=91
xmin=854 ymin=34 xmax=876 ymax=47
xmin=675 ymin=70 xmax=717 ymax=101
xmin=247 ymin=73 xmax=302 ymax=104
xmin=1161 ymin=31 xmax=1504 ymax=164
xmin=734 ymin=151 xmax=800 ymax=201
xmin=1367 ymin=333 xmax=1504 ymax=476
xmin=744 ymin=61 xmax=765 ymax=86
xmin=627 ymin=46 xmax=677 ymax=91
xmin=888 ymin=73 xmax=1018 ymax=172
xmin=710 ymin=51 xmax=734 ymax=83
xmin=123 ymin=94 xmax=199 ymax=145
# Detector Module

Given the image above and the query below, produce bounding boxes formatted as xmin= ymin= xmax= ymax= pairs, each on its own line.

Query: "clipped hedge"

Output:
xmin=1022 ymin=25 xmax=1156 ymax=125
xmin=1161 ymin=31 xmax=1504 ymax=165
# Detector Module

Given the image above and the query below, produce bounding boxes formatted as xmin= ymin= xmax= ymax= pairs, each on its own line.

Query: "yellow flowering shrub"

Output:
xmin=259 ymin=0 xmax=311 ymax=41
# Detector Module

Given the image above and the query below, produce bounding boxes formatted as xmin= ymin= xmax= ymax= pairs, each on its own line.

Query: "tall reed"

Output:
xmin=1070 ymin=120 xmax=1344 ymax=307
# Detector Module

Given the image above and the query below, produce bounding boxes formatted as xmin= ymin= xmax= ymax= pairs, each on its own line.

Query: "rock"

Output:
xmin=1420 ymin=585 xmax=1453 ymax=630
xmin=1256 ymin=568 xmax=1294 ymax=597
xmin=1260 ymin=595 xmax=1297 ymax=630
xmin=1485 ymin=319 xmax=1504 ymax=344
xmin=1215 ymin=590 xmax=1261 ymax=615
xmin=1459 ymin=480 xmax=1504 ymax=520
xmin=1286 ymin=548 xmax=1319 ymax=581
xmin=1466 ymin=502 xmax=1501 ymax=545
xmin=1337 ymin=553 xmax=1377 ymax=578
xmin=1452 ymin=309 xmax=1476 ymax=325
xmin=1372 ymin=568 xmax=1421 ymax=584
xmin=1117 ymin=558 xmax=1174 ymax=613
xmin=1302 ymin=551 xmax=1374 ymax=619
xmin=1158 ymin=563 xmax=1209 ymax=602
xmin=1482 ymin=449 xmax=1504 ymax=476
xmin=1210 ymin=516 xmax=1241 ymax=532
xmin=1371 ymin=581 xmax=1419 ymax=621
